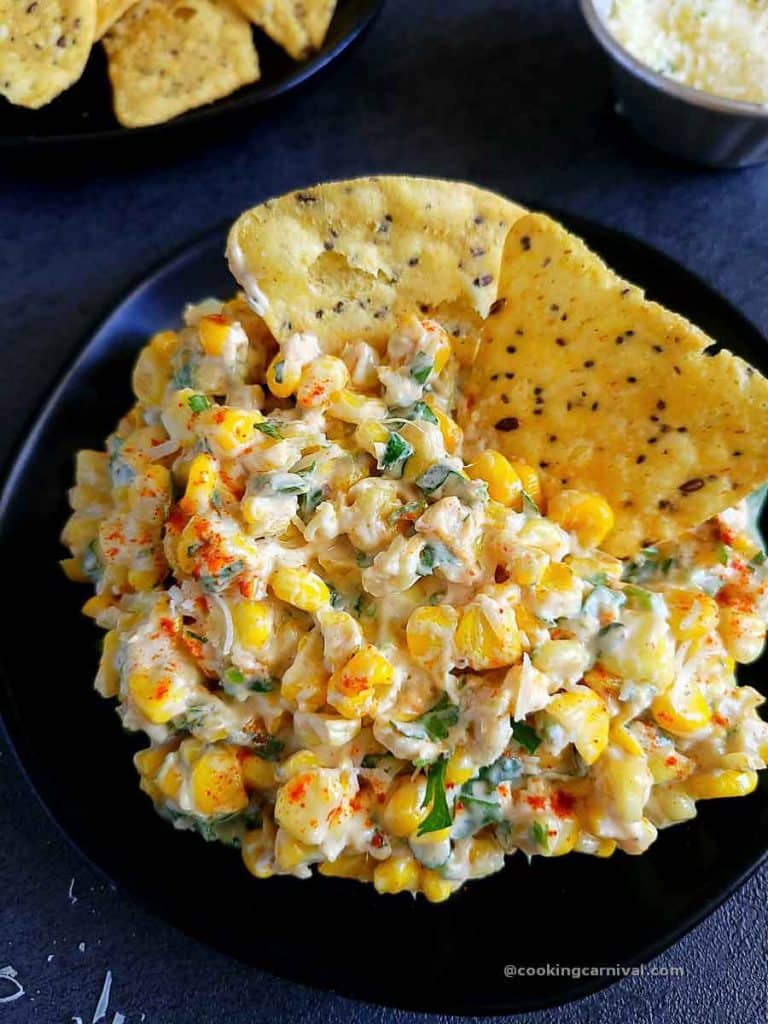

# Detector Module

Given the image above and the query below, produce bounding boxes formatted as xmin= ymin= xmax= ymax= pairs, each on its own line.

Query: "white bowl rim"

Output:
xmin=579 ymin=0 xmax=768 ymax=120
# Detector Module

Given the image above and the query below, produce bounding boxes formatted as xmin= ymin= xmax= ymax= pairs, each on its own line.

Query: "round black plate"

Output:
xmin=0 ymin=0 xmax=383 ymax=147
xmin=1 ymin=215 xmax=766 ymax=1015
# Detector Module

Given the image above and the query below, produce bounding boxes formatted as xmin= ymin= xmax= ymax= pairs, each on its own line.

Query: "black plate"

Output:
xmin=0 ymin=0 xmax=383 ymax=147
xmin=1 ymin=215 xmax=766 ymax=1015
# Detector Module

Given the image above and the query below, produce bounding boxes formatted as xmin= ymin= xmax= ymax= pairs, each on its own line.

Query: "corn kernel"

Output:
xmin=651 ymin=681 xmax=711 ymax=737
xmin=82 ymin=593 xmax=112 ymax=619
xmin=601 ymin=751 xmax=652 ymax=822
xmin=425 ymin=399 xmax=462 ymax=453
xmin=455 ymin=604 xmax=522 ymax=671
xmin=232 ymin=600 xmax=272 ymax=651
xmin=241 ymin=753 xmax=276 ymax=790
xmin=60 ymin=556 xmax=89 ymax=583
xmin=506 ymin=547 xmax=549 ymax=586
xmin=270 ymin=567 xmax=330 ymax=613
xmin=279 ymin=750 xmax=321 ymax=780
xmin=686 ymin=769 xmax=758 ymax=800
xmin=509 ymin=461 xmax=541 ymax=506
xmin=128 ymin=670 xmax=184 ymax=725
xmin=266 ymin=355 xmax=301 ymax=398
xmin=650 ymin=784 xmax=697 ymax=823
xmin=156 ymin=762 xmax=183 ymax=801
xmin=128 ymin=567 xmax=163 ymax=592
xmin=665 ymin=589 xmax=719 ymax=644
xmin=208 ymin=408 xmax=260 ymax=454
xmin=281 ymin=632 xmax=329 ymax=712
xmin=373 ymin=853 xmax=421 ymax=894
xmin=327 ymin=644 xmax=395 ymax=719
xmin=610 ymin=722 xmax=644 ymax=758
xmin=719 ymin=605 xmax=767 ymax=664
xmin=445 ymin=748 xmax=476 ymax=786
xmin=381 ymin=777 xmax=428 ymax=837
xmin=319 ymin=853 xmax=374 ymax=881
xmin=95 ymin=629 xmax=121 ymax=698
xmin=242 ymin=826 xmax=275 ymax=879
xmin=191 ymin=747 xmax=249 ymax=816
xmin=406 ymin=604 xmax=458 ymax=663
xmin=467 ymin=450 xmax=521 ymax=507
xmin=354 ymin=420 xmax=390 ymax=458
xmin=198 ymin=314 xmax=232 ymax=356
xmin=180 ymin=453 xmax=217 ymax=515
xmin=297 ymin=355 xmax=349 ymax=408
xmin=421 ymin=869 xmax=454 ymax=902
xmin=546 ymin=688 xmax=609 ymax=765
xmin=547 ymin=490 xmax=614 ymax=548
xmin=328 ymin=389 xmax=387 ymax=425
xmin=274 ymin=767 xmax=345 ymax=844
xmin=594 ymin=838 xmax=617 ymax=858
xmin=275 ymin=830 xmax=318 ymax=871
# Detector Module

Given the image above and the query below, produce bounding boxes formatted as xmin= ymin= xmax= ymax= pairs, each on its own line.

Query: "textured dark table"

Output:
xmin=1 ymin=1 xmax=767 ymax=1021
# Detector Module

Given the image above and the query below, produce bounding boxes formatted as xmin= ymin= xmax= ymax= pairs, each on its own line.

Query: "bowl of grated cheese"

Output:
xmin=580 ymin=0 xmax=768 ymax=168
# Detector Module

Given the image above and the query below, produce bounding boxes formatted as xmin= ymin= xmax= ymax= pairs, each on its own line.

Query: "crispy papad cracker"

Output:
xmin=226 ymin=176 xmax=526 ymax=350
xmin=459 ymin=213 xmax=768 ymax=558
xmin=0 ymin=0 xmax=96 ymax=108
xmin=95 ymin=0 xmax=136 ymax=37
xmin=103 ymin=0 xmax=260 ymax=128
xmin=233 ymin=0 xmax=335 ymax=58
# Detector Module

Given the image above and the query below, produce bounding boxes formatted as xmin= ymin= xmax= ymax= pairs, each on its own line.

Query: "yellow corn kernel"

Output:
xmin=242 ymin=827 xmax=275 ymax=879
xmin=467 ymin=450 xmax=521 ymax=507
xmin=719 ymin=605 xmax=767 ymax=664
xmin=602 ymin=752 xmax=652 ymax=822
xmin=506 ymin=548 xmax=549 ymax=586
xmin=266 ymin=355 xmax=301 ymax=398
xmin=296 ymin=355 xmax=349 ymax=408
xmin=509 ymin=461 xmax=541 ymax=506
xmin=610 ymin=722 xmax=644 ymax=758
xmin=208 ymin=408 xmax=260 ymax=453
xmin=373 ymin=853 xmax=421 ymax=895
xmin=128 ymin=670 xmax=184 ymax=725
xmin=60 ymin=556 xmax=89 ymax=583
xmin=425 ymin=400 xmax=462 ymax=454
xmin=686 ymin=769 xmax=758 ymax=800
xmin=95 ymin=629 xmax=120 ymax=698
xmin=198 ymin=314 xmax=232 ymax=356
xmin=446 ymin=747 xmax=476 ymax=786
xmin=156 ymin=762 xmax=183 ymax=801
xmin=82 ymin=593 xmax=112 ymax=619
xmin=666 ymin=589 xmax=719 ymax=645
xmin=275 ymin=830 xmax=317 ymax=871
xmin=319 ymin=853 xmax=374 ymax=881
xmin=128 ymin=567 xmax=163 ymax=592
xmin=514 ymin=604 xmax=543 ymax=641
xmin=270 ymin=567 xmax=330 ymax=613
xmin=519 ymin=519 xmax=567 ymax=558
xmin=381 ymin=777 xmax=428 ymax=838
xmin=61 ymin=515 xmax=98 ymax=553
xmin=455 ymin=604 xmax=522 ymax=671
xmin=191 ymin=747 xmax=249 ymax=816
xmin=241 ymin=754 xmax=276 ymax=790
xmin=279 ymin=749 xmax=320 ymax=780
xmin=651 ymin=784 xmax=697 ymax=823
xmin=149 ymin=329 xmax=178 ymax=358
xmin=422 ymin=319 xmax=452 ymax=375
xmin=328 ymin=389 xmax=386 ymax=425
xmin=281 ymin=632 xmax=329 ymax=712
xmin=180 ymin=453 xmax=217 ymax=515
xmin=545 ymin=817 xmax=579 ymax=857
xmin=327 ymin=645 xmax=394 ymax=719
xmin=354 ymin=420 xmax=390 ymax=458
xmin=133 ymin=745 xmax=170 ymax=782
xmin=546 ymin=688 xmax=609 ymax=766
xmin=274 ymin=768 xmax=345 ymax=844
xmin=406 ymin=604 xmax=458 ymax=663
xmin=651 ymin=682 xmax=711 ymax=737
xmin=547 ymin=490 xmax=615 ymax=549
xmin=567 ymin=553 xmax=624 ymax=582
xmin=594 ymin=838 xmax=617 ymax=858
xmin=421 ymin=869 xmax=453 ymax=903
xmin=232 ymin=600 xmax=272 ymax=651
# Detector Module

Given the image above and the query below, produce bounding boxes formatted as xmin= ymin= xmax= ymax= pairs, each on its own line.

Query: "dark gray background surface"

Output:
xmin=0 ymin=1 xmax=766 ymax=1021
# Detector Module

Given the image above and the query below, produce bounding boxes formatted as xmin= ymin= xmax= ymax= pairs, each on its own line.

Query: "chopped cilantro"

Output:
xmin=255 ymin=420 xmax=283 ymax=439
xmin=390 ymin=400 xmax=438 ymax=425
xmin=298 ymin=487 xmax=324 ymax=520
xmin=751 ymin=551 xmax=767 ymax=567
xmin=521 ymin=489 xmax=540 ymax=515
xmin=224 ymin=667 xmax=246 ymax=685
xmin=199 ymin=559 xmax=245 ymax=592
xmin=410 ymin=358 xmax=434 ymax=386
xmin=171 ymin=361 xmax=195 ymax=390
xmin=392 ymin=693 xmax=459 ymax=742
xmin=417 ymin=541 xmax=457 ymax=577
xmin=388 ymin=500 xmax=427 ymax=526
xmin=252 ymin=734 xmax=284 ymax=761
xmin=185 ymin=629 xmax=207 ymax=644
xmin=511 ymin=720 xmax=541 ymax=754
xmin=716 ymin=542 xmax=730 ymax=566
xmin=273 ymin=360 xmax=285 ymax=384
xmin=187 ymin=394 xmax=211 ymax=413
xmin=531 ymin=820 xmax=549 ymax=850
xmin=586 ymin=572 xmax=609 ymax=587
xmin=417 ymin=758 xmax=452 ymax=835
xmin=623 ymin=584 xmax=654 ymax=610
xmin=356 ymin=551 xmax=373 ymax=568
xmin=479 ymin=755 xmax=522 ymax=785
xmin=415 ymin=462 xmax=454 ymax=493
xmin=378 ymin=430 xmax=414 ymax=477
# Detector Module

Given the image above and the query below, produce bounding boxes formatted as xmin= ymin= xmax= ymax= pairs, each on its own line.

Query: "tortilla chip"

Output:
xmin=459 ymin=213 xmax=768 ymax=557
xmin=95 ymin=0 xmax=136 ymax=37
xmin=0 ymin=0 xmax=96 ymax=108
xmin=226 ymin=176 xmax=526 ymax=350
xmin=103 ymin=0 xmax=260 ymax=128
xmin=233 ymin=0 xmax=336 ymax=58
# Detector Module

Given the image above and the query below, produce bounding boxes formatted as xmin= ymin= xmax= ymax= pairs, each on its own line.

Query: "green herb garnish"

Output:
xmin=199 ymin=559 xmax=245 ymax=592
xmin=531 ymin=821 xmax=549 ymax=851
xmin=417 ymin=758 xmax=452 ymax=835
xmin=255 ymin=420 xmax=283 ymax=440
xmin=511 ymin=720 xmax=541 ymax=754
xmin=378 ymin=430 xmax=414 ymax=477
xmin=187 ymin=394 xmax=211 ymax=413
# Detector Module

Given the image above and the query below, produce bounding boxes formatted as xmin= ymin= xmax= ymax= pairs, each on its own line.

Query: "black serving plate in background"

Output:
xmin=0 ymin=214 xmax=766 ymax=1015
xmin=0 ymin=0 xmax=383 ymax=147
